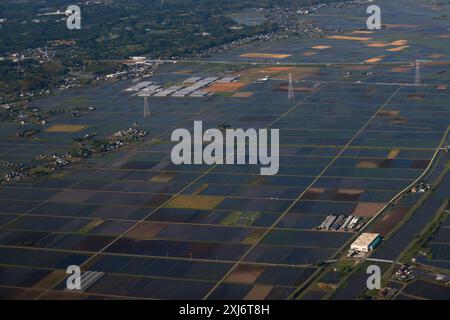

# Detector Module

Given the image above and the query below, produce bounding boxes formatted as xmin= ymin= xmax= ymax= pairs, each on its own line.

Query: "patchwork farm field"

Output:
xmin=0 ymin=0 xmax=449 ymax=300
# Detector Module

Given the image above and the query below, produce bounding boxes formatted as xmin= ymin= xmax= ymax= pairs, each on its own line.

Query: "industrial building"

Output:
xmin=129 ymin=76 xmax=234 ymax=98
xmin=139 ymin=85 xmax=161 ymax=95
xmin=330 ymin=215 xmax=345 ymax=230
xmin=154 ymin=85 xmax=185 ymax=97
xmin=125 ymin=81 xmax=153 ymax=92
xmin=189 ymin=90 xmax=208 ymax=97
xmin=319 ymin=215 xmax=337 ymax=230
xmin=347 ymin=217 xmax=360 ymax=230
xmin=184 ymin=76 xmax=203 ymax=83
xmin=318 ymin=215 xmax=363 ymax=232
xmin=350 ymin=233 xmax=382 ymax=253
xmin=340 ymin=215 xmax=354 ymax=230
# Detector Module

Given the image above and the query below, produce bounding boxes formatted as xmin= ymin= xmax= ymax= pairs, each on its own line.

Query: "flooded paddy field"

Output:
xmin=0 ymin=0 xmax=449 ymax=299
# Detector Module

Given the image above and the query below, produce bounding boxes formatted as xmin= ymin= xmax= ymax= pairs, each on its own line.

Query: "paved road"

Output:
xmin=328 ymin=153 xmax=449 ymax=300
xmin=372 ymin=170 xmax=450 ymax=261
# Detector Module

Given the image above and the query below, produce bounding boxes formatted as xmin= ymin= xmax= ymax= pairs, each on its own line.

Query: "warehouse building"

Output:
xmin=125 ymin=81 xmax=153 ymax=92
xmin=350 ymin=233 xmax=382 ymax=253
xmin=184 ymin=76 xmax=203 ymax=83
xmin=154 ymin=85 xmax=184 ymax=97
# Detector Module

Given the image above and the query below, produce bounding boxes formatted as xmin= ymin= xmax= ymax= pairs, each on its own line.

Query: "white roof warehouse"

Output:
xmin=350 ymin=233 xmax=382 ymax=253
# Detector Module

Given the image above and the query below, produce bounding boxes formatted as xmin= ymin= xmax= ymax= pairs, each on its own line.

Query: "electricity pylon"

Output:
xmin=143 ymin=95 xmax=150 ymax=118
xmin=415 ymin=59 xmax=431 ymax=85
xmin=288 ymin=73 xmax=295 ymax=100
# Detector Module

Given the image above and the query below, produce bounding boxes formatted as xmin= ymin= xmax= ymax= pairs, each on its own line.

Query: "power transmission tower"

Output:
xmin=17 ymin=56 xmax=21 ymax=81
xmin=415 ymin=59 xmax=431 ymax=85
xmin=288 ymin=73 xmax=295 ymax=100
xmin=143 ymin=96 xmax=150 ymax=118
xmin=415 ymin=60 xmax=421 ymax=85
